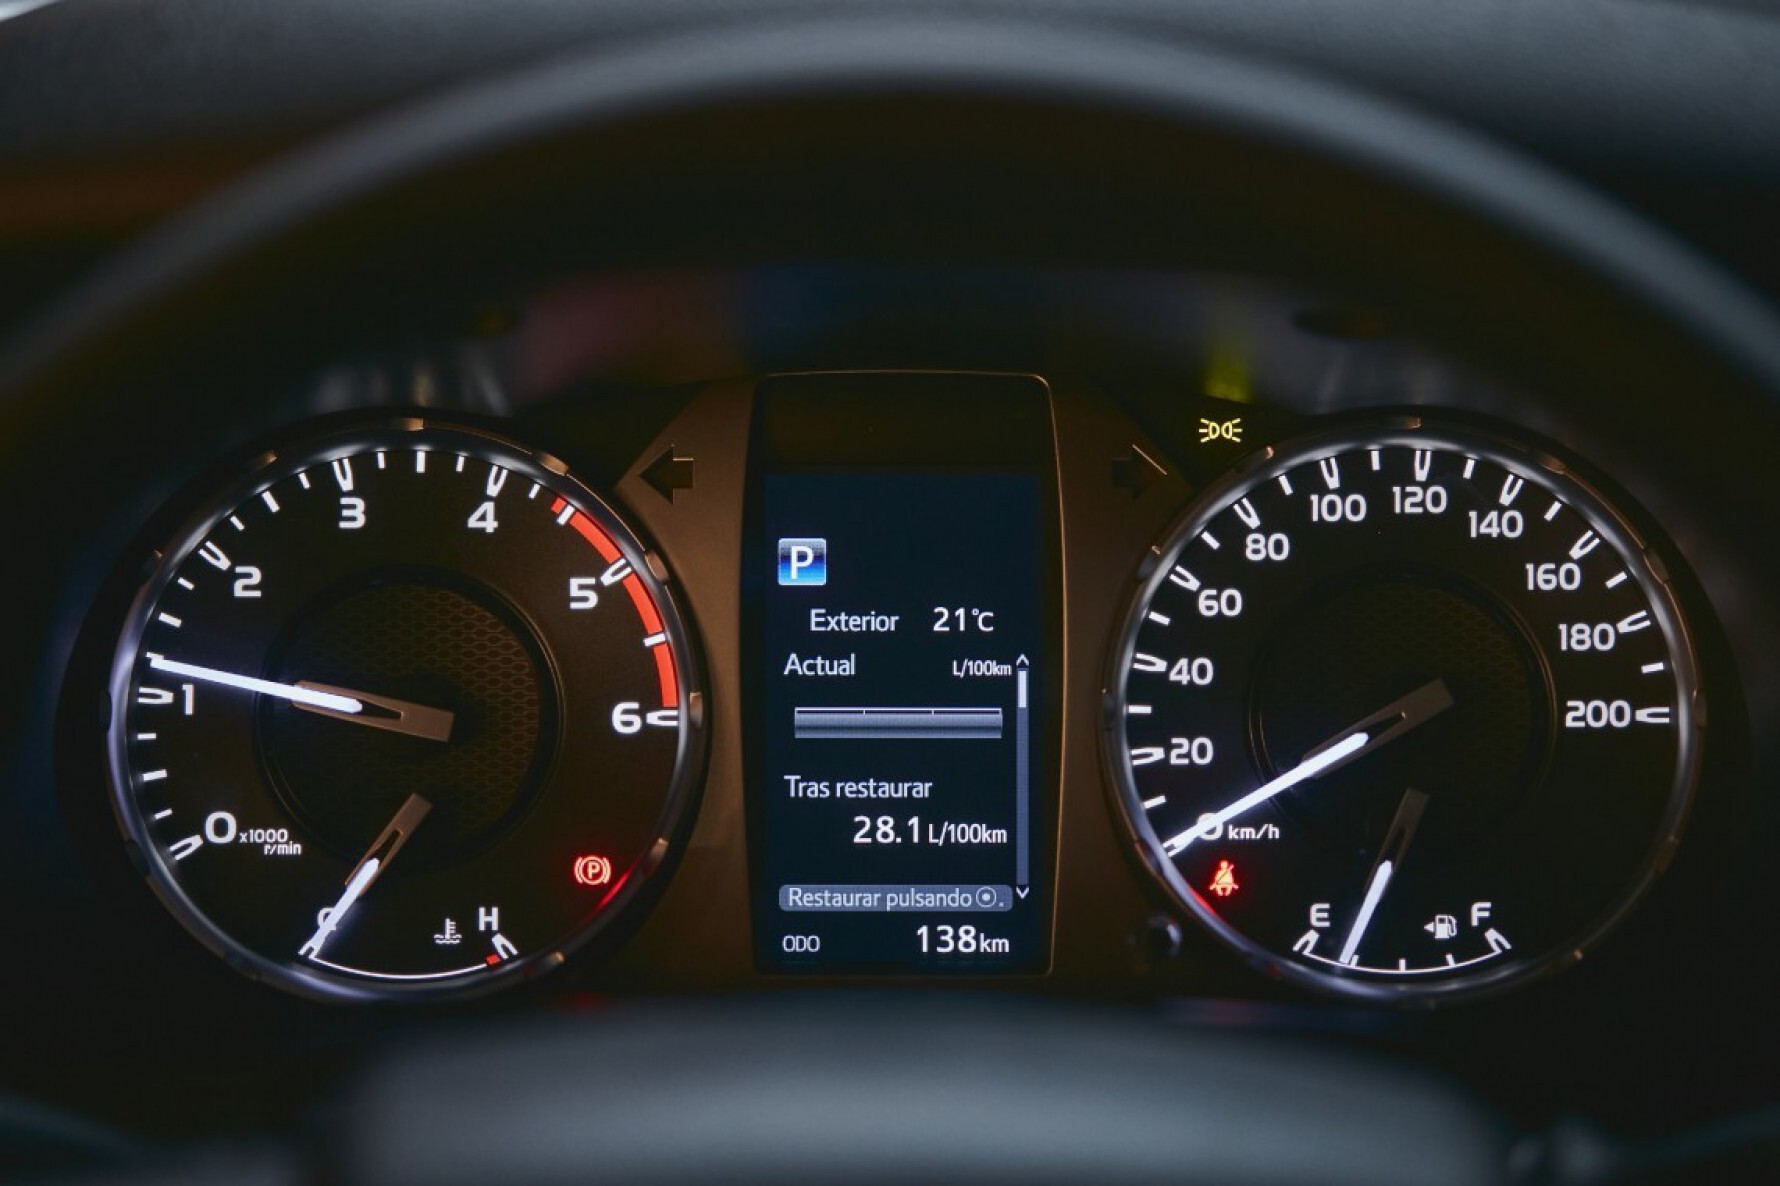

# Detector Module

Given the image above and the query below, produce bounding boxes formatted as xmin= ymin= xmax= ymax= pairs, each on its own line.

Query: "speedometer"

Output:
xmin=1105 ymin=417 xmax=1702 ymax=1003
xmin=107 ymin=418 xmax=705 ymax=1001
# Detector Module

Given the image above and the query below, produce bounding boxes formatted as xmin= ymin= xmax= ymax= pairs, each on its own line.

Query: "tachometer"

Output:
xmin=1105 ymin=417 xmax=1701 ymax=1002
xmin=107 ymin=418 xmax=704 ymax=1000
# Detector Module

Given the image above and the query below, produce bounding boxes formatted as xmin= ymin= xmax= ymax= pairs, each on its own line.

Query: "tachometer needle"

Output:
xmin=1337 ymin=788 xmax=1429 ymax=965
xmin=149 ymin=656 xmax=362 ymax=713
xmin=147 ymin=656 xmax=454 ymax=742
xmin=1163 ymin=678 xmax=1453 ymax=854
xmin=299 ymin=793 xmax=431 ymax=961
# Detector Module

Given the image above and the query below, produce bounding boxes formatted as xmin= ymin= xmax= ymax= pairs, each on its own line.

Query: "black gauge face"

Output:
xmin=1106 ymin=419 xmax=1701 ymax=1003
xmin=107 ymin=419 xmax=704 ymax=1000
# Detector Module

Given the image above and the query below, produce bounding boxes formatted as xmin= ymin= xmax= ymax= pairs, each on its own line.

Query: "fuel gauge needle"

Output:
xmin=300 ymin=793 xmax=431 ymax=961
xmin=1337 ymin=788 xmax=1429 ymax=966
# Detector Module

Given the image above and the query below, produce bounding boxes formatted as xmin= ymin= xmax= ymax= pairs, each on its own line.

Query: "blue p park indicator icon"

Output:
xmin=778 ymin=538 xmax=827 ymax=586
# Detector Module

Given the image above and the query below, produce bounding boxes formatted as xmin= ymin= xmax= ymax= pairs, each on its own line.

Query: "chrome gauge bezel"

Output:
xmin=105 ymin=415 xmax=709 ymax=1003
xmin=1102 ymin=414 xmax=1704 ymax=1006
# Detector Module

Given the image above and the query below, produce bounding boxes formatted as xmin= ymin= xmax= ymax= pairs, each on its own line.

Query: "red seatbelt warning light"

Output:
xmin=1209 ymin=860 xmax=1239 ymax=898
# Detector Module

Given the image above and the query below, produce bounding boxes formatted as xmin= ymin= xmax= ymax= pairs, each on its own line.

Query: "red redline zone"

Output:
xmin=551 ymin=498 xmax=679 ymax=708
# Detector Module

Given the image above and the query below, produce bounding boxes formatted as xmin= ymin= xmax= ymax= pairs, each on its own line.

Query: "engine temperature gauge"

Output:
xmin=1105 ymin=418 xmax=1702 ymax=1003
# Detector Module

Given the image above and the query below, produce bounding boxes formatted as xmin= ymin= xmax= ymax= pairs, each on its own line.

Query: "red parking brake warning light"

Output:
xmin=573 ymin=854 xmax=614 ymax=887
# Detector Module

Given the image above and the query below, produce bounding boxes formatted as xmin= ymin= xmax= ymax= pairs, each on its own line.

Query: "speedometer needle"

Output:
xmin=147 ymin=656 xmax=454 ymax=742
xmin=1163 ymin=678 xmax=1454 ymax=855
xmin=300 ymin=793 xmax=430 ymax=961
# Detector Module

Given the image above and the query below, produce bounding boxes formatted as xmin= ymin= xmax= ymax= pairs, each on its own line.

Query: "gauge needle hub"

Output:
xmin=147 ymin=656 xmax=454 ymax=742
xmin=300 ymin=793 xmax=431 ymax=961
xmin=1163 ymin=678 xmax=1453 ymax=854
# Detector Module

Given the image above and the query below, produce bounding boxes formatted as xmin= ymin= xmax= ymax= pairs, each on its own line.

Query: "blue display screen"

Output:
xmin=753 ymin=471 xmax=1054 ymax=974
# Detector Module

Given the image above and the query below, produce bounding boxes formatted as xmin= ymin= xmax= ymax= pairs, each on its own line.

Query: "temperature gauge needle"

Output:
xmin=1338 ymin=788 xmax=1429 ymax=965
xmin=299 ymin=793 xmax=431 ymax=960
xmin=1164 ymin=678 xmax=1453 ymax=854
xmin=147 ymin=656 xmax=454 ymax=742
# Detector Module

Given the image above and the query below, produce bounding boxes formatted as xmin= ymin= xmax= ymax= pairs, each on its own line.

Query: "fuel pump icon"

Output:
xmin=1424 ymin=914 xmax=1459 ymax=941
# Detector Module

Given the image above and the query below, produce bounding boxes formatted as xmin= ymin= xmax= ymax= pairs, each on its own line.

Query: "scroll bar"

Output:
xmin=1015 ymin=655 xmax=1030 ymax=896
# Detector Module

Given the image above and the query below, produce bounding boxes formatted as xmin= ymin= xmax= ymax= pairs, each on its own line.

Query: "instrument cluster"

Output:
xmin=76 ymin=358 xmax=1722 ymax=1008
